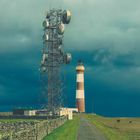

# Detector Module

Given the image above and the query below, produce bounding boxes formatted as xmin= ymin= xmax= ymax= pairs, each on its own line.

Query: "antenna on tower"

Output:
xmin=40 ymin=9 xmax=72 ymax=114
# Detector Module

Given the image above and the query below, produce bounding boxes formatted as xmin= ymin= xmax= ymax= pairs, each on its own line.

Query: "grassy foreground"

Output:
xmin=43 ymin=114 xmax=140 ymax=140
xmin=84 ymin=114 xmax=140 ymax=140
xmin=43 ymin=115 xmax=80 ymax=140
xmin=84 ymin=114 xmax=128 ymax=140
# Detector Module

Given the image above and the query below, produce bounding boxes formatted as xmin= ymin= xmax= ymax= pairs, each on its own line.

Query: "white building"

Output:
xmin=24 ymin=110 xmax=36 ymax=116
xmin=59 ymin=108 xmax=78 ymax=120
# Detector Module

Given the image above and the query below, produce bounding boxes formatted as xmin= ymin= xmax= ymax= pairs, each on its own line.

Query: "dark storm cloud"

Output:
xmin=0 ymin=0 xmax=140 ymax=116
xmin=1 ymin=0 xmax=140 ymax=52
xmin=0 ymin=47 xmax=41 ymax=105
xmin=92 ymin=48 xmax=140 ymax=67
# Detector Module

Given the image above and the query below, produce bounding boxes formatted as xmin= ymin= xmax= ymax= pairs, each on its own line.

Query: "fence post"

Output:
xmin=10 ymin=131 xmax=12 ymax=140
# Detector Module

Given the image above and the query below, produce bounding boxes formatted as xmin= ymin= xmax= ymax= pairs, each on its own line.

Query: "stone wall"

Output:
xmin=0 ymin=116 xmax=67 ymax=140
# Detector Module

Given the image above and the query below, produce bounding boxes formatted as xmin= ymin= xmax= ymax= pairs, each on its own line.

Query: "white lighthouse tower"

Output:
xmin=76 ymin=60 xmax=85 ymax=113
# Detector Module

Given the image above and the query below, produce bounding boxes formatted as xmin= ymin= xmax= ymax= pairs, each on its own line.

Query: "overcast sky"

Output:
xmin=0 ymin=0 xmax=140 ymax=116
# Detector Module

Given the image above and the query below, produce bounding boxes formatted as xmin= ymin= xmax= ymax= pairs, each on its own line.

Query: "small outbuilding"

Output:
xmin=13 ymin=109 xmax=36 ymax=116
xmin=24 ymin=110 xmax=36 ymax=116
xmin=59 ymin=108 xmax=78 ymax=120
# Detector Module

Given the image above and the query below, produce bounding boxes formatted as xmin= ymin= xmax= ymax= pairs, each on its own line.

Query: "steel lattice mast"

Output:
xmin=40 ymin=9 xmax=72 ymax=113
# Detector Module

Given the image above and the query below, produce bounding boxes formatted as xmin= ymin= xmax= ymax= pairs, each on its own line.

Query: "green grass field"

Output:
xmin=1 ymin=114 xmax=140 ymax=140
xmin=43 ymin=114 xmax=140 ymax=140
xmin=85 ymin=114 xmax=128 ymax=140
xmin=85 ymin=114 xmax=140 ymax=140
xmin=43 ymin=115 xmax=80 ymax=140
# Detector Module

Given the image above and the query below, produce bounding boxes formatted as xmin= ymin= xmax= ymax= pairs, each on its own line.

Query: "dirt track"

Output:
xmin=77 ymin=117 xmax=107 ymax=140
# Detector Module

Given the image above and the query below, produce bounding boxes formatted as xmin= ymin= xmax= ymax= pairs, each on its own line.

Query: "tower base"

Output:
xmin=76 ymin=98 xmax=85 ymax=113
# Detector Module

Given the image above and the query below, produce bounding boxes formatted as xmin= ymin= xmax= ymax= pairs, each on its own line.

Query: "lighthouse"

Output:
xmin=76 ymin=60 xmax=85 ymax=113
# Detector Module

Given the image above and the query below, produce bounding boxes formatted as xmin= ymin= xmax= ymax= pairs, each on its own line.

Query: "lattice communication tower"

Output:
xmin=40 ymin=9 xmax=72 ymax=114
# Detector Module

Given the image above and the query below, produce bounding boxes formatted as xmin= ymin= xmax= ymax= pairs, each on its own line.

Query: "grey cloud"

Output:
xmin=1 ymin=0 xmax=140 ymax=53
xmin=0 ymin=0 xmax=140 ymax=115
xmin=92 ymin=48 xmax=140 ymax=67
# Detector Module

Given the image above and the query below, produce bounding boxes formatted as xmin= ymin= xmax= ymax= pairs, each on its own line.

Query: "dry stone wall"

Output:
xmin=0 ymin=116 xmax=67 ymax=140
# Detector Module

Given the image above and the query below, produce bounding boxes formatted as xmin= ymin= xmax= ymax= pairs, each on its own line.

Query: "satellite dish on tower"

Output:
xmin=43 ymin=34 xmax=49 ymax=41
xmin=65 ymin=53 xmax=72 ymax=64
xmin=58 ymin=23 xmax=65 ymax=34
xmin=62 ymin=10 xmax=71 ymax=24
xmin=42 ymin=20 xmax=49 ymax=28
